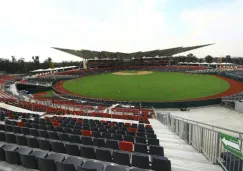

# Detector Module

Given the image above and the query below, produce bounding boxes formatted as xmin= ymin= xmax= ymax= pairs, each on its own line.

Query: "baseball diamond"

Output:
xmin=62 ymin=71 xmax=230 ymax=101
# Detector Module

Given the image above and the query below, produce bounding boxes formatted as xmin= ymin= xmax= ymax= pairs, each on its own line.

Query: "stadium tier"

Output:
xmin=1 ymin=62 xmax=242 ymax=171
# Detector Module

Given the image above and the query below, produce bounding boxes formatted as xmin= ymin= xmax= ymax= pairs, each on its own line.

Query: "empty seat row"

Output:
xmin=4 ymin=121 xmax=154 ymax=135
xmin=0 ymin=131 xmax=162 ymax=155
xmin=0 ymin=142 xmax=157 ymax=171
xmin=25 ymin=117 xmax=152 ymax=130
xmin=0 ymin=134 xmax=170 ymax=169
xmin=1 ymin=125 xmax=158 ymax=144
xmin=20 ymin=120 xmax=154 ymax=133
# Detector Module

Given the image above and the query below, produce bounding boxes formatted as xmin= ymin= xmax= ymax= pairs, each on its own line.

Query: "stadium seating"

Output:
xmin=0 ymin=115 xmax=171 ymax=171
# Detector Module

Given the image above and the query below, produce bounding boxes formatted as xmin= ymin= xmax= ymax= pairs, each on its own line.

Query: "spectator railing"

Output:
xmin=157 ymin=113 xmax=243 ymax=171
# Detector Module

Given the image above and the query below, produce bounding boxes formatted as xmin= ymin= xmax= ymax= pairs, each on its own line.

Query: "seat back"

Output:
xmin=149 ymin=145 xmax=164 ymax=156
xmin=132 ymin=152 xmax=150 ymax=169
xmin=134 ymin=143 xmax=148 ymax=154
xmin=120 ymin=141 xmax=133 ymax=152
xmin=65 ymin=144 xmax=80 ymax=156
xmin=113 ymin=150 xmax=130 ymax=166
xmin=106 ymin=140 xmax=119 ymax=150
xmin=96 ymin=148 xmax=112 ymax=162
xmin=82 ymin=130 xmax=92 ymax=136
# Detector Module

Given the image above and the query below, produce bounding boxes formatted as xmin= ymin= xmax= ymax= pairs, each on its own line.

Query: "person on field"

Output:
xmin=174 ymin=88 xmax=176 ymax=92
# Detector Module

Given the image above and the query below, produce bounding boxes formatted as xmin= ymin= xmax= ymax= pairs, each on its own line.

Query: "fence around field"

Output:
xmin=157 ymin=113 xmax=243 ymax=171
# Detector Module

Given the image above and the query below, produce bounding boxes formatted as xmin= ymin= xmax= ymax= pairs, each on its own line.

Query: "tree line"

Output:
xmin=0 ymin=54 xmax=242 ymax=74
xmin=0 ymin=56 xmax=81 ymax=74
xmin=173 ymin=54 xmax=243 ymax=64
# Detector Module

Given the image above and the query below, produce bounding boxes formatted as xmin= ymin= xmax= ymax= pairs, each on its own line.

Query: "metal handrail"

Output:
xmin=157 ymin=112 xmax=243 ymax=171
xmin=171 ymin=115 xmax=243 ymax=136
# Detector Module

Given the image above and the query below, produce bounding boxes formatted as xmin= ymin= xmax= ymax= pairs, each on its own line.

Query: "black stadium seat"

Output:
xmin=38 ymin=153 xmax=65 ymax=171
xmin=81 ymin=136 xmax=93 ymax=145
xmin=134 ymin=143 xmax=148 ymax=154
xmin=5 ymin=132 xmax=16 ymax=143
xmin=106 ymin=139 xmax=119 ymax=150
xmin=92 ymin=131 xmax=101 ymax=138
xmin=102 ymin=132 xmax=112 ymax=139
xmin=58 ymin=132 xmax=70 ymax=142
xmin=26 ymin=135 xmax=39 ymax=148
xmin=150 ymin=145 xmax=164 ymax=156
xmin=51 ymin=141 xmax=66 ymax=153
xmin=63 ymin=156 xmax=83 ymax=169
xmin=56 ymin=157 xmax=83 ymax=171
xmin=0 ymin=142 xmax=5 ymax=160
xmin=16 ymin=133 xmax=26 ymax=145
xmin=30 ymin=128 xmax=39 ymax=136
xmin=39 ymin=130 xmax=49 ymax=138
xmin=148 ymin=138 xmax=160 ymax=146
xmin=93 ymin=138 xmax=106 ymax=147
xmin=70 ymin=134 xmax=81 ymax=143
xmin=65 ymin=143 xmax=80 ymax=156
xmin=151 ymin=155 xmax=171 ymax=171
xmin=3 ymin=145 xmax=18 ymax=164
xmin=113 ymin=150 xmax=130 ymax=166
xmin=21 ymin=127 xmax=30 ymax=135
xmin=135 ymin=136 xmax=146 ymax=144
xmin=20 ymin=150 xmax=48 ymax=169
xmin=0 ymin=131 xmax=5 ymax=141
xmin=147 ymin=133 xmax=156 ymax=139
xmin=77 ymin=160 xmax=104 ymax=171
xmin=13 ymin=126 xmax=21 ymax=133
xmin=132 ymin=152 xmax=150 ymax=169
xmin=38 ymin=138 xmax=51 ymax=151
xmin=96 ymin=147 xmax=112 ymax=162
xmin=105 ymin=164 xmax=127 ymax=171
xmin=48 ymin=131 xmax=59 ymax=140
xmin=112 ymin=134 xmax=123 ymax=141
xmin=80 ymin=145 xmax=96 ymax=159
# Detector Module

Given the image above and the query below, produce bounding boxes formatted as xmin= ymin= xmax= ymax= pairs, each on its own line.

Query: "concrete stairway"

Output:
xmin=149 ymin=119 xmax=223 ymax=171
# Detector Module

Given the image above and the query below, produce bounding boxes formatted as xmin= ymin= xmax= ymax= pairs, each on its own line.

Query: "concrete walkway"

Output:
xmin=149 ymin=119 xmax=223 ymax=171
xmin=157 ymin=106 xmax=243 ymax=133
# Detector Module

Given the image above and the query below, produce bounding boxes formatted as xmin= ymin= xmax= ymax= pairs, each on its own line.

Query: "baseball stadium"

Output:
xmin=1 ymin=44 xmax=243 ymax=171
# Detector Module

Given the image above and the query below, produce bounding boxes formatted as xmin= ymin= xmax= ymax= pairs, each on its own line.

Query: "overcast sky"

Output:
xmin=0 ymin=0 xmax=243 ymax=62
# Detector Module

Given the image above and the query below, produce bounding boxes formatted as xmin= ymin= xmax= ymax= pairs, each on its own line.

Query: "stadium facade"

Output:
xmin=53 ymin=44 xmax=214 ymax=68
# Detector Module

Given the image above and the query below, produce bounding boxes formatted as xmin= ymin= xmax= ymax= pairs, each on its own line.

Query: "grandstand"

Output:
xmin=53 ymin=44 xmax=213 ymax=69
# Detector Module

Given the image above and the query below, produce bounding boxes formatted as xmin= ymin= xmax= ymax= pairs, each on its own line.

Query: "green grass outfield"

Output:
xmin=62 ymin=72 xmax=230 ymax=101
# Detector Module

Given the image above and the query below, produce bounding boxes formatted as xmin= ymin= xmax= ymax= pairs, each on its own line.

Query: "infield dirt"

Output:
xmin=112 ymin=71 xmax=153 ymax=75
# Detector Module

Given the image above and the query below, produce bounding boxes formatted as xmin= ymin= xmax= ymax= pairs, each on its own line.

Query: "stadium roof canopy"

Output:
xmin=31 ymin=66 xmax=78 ymax=73
xmin=52 ymin=44 xmax=214 ymax=60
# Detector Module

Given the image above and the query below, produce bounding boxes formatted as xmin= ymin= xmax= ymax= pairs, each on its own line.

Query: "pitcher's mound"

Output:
xmin=113 ymin=71 xmax=153 ymax=76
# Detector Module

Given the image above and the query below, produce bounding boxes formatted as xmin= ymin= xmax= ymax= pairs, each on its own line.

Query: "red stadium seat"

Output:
xmin=9 ymin=114 xmax=14 ymax=119
xmin=128 ymin=128 xmax=137 ymax=133
xmin=17 ymin=122 xmax=25 ymax=127
xmin=52 ymin=122 xmax=60 ymax=127
xmin=120 ymin=141 xmax=133 ymax=152
xmin=82 ymin=130 xmax=92 ymax=136
xmin=125 ymin=123 xmax=131 ymax=127
xmin=76 ymin=119 xmax=83 ymax=124
xmin=109 ymin=123 xmax=116 ymax=127
xmin=146 ymin=124 xmax=152 ymax=128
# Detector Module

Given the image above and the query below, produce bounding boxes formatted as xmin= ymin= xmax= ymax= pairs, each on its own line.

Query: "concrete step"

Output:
xmin=165 ymin=149 xmax=210 ymax=164
xmin=171 ymin=158 xmax=222 ymax=171
xmin=149 ymin=119 xmax=223 ymax=171
xmin=161 ymin=141 xmax=196 ymax=152
xmin=158 ymin=136 xmax=187 ymax=144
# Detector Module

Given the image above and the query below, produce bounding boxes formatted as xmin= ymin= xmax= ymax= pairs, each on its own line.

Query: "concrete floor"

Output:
xmin=155 ymin=105 xmax=243 ymax=134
